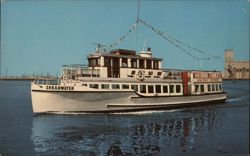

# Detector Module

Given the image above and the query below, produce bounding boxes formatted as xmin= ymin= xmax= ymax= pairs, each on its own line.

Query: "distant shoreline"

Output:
xmin=0 ymin=78 xmax=34 ymax=81
xmin=0 ymin=77 xmax=56 ymax=81
xmin=0 ymin=78 xmax=249 ymax=81
xmin=223 ymin=79 xmax=250 ymax=81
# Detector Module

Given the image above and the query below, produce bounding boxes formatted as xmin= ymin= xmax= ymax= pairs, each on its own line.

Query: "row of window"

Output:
xmin=85 ymin=83 xmax=182 ymax=94
xmin=194 ymin=83 xmax=223 ymax=93
xmin=89 ymin=57 xmax=160 ymax=69
xmin=208 ymin=83 xmax=222 ymax=92
xmin=138 ymin=84 xmax=182 ymax=94
xmin=132 ymin=59 xmax=159 ymax=69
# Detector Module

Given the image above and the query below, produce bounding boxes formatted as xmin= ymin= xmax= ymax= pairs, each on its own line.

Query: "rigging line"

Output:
xmin=138 ymin=19 xmax=209 ymax=60
xmin=138 ymin=19 xmax=220 ymax=60
xmin=105 ymin=22 xmax=138 ymax=51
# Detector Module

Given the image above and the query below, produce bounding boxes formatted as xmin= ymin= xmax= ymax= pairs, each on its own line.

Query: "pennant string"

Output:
xmin=103 ymin=18 xmax=220 ymax=61
xmin=104 ymin=22 xmax=138 ymax=51
xmin=138 ymin=18 xmax=220 ymax=60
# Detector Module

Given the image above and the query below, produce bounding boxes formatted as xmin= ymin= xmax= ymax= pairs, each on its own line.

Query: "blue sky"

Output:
xmin=1 ymin=0 xmax=249 ymax=76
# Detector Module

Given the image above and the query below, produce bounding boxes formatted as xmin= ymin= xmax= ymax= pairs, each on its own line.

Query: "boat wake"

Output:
xmin=109 ymin=109 xmax=184 ymax=115
xmin=226 ymin=94 xmax=249 ymax=103
xmin=38 ymin=109 xmax=185 ymax=116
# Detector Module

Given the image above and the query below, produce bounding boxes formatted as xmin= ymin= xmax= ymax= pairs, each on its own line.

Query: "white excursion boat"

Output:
xmin=31 ymin=47 xmax=227 ymax=114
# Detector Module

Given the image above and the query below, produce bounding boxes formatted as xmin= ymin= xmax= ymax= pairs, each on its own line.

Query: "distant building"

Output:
xmin=224 ymin=49 xmax=250 ymax=79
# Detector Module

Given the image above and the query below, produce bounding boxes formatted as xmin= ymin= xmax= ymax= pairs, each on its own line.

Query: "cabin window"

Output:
xmin=195 ymin=85 xmax=199 ymax=92
xmin=131 ymin=58 xmax=137 ymax=68
xmin=153 ymin=60 xmax=159 ymax=69
xmin=82 ymin=83 xmax=87 ymax=86
xmin=170 ymin=85 xmax=175 ymax=93
xmin=92 ymin=59 xmax=97 ymax=66
xmin=163 ymin=85 xmax=168 ymax=93
xmin=140 ymin=85 xmax=146 ymax=93
xmin=131 ymin=85 xmax=138 ymax=92
xmin=122 ymin=84 xmax=129 ymax=89
xmin=101 ymin=84 xmax=110 ymax=89
xmin=90 ymin=84 xmax=99 ymax=89
xmin=219 ymin=84 xmax=222 ymax=91
xmin=139 ymin=59 xmax=144 ymax=68
xmin=148 ymin=85 xmax=154 ymax=93
xmin=146 ymin=60 xmax=152 ymax=69
xmin=212 ymin=84 xmax=215 ymax=91
xmin=200 ymin=85 xmax=204 ymax=93
xmin=104 ymin=57 xmax=110 ymax=67
xmin=89 ymin=58 xmax=99 ymax=67
xmin=216 ymin=84 xmax=219 ymax=91
xmin=176 ymin=85 xmax=181 ymax=93
xmin=208 ymin=84 xmax=211 ymax=92
xmin=155 ymin=85 xmax=161 ymax=93
xmin=122 ymin=58 xmax=128 ymax=67
xmin=113 ymin=58 xmax=120 ymax=68
xmin=88 ymin=59 xmax=92 ymax=66
xmin=112 ymin=84 xmax=120 ymax=89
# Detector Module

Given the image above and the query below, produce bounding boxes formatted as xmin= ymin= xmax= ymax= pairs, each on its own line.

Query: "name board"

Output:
xmin=46 ymin=85 xmax=74 ymax=91
xmin=192 ymin=72 xmax=222 ymax=82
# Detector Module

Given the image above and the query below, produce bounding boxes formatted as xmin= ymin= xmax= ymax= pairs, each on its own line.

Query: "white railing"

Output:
xmin=61 ymin=64 xmax=100 ymax=80
xmin=161 ymin=69 xmax=182 ymax=80
xmin=34 ymin=78 xmax=60 ymax=85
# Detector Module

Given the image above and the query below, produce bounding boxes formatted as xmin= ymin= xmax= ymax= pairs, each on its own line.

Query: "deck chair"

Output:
xmin=154 ymin=71 xmax=162 ymax=78
xmin=127 ymin=70 xmax=136 ymax=78
xmin=145 ymin=71 xmax=153 ymax=78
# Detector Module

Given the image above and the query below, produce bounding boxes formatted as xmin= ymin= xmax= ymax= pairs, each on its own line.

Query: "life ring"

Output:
xmin=136 ymin=70 xmax=145 ymax=81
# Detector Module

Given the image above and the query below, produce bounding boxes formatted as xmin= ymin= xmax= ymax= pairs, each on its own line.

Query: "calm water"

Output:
xmin=0 ymin=80 xmax=249 ymax=156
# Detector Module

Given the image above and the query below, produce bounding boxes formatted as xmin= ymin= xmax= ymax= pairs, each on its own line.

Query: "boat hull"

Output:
xmin=31 ymin=90 xmax=227 ymax=114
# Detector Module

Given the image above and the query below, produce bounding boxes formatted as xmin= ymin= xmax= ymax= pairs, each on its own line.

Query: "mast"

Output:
xmin=135 ymin=0 xmax=140 ymax=52
xmin=137 ymin=0 xmax=140 ymax=23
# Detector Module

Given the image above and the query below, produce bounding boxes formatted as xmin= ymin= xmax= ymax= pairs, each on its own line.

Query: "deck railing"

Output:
xmin=160 ymin=69 xmax=183 ymax=80
xmin=34 ymin=78 xmax=60 ymax=85
xmin=61 ymin=64 xmax=100 ymax=80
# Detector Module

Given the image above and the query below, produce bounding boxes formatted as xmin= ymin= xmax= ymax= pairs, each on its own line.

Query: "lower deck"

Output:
xmin=31 ymin=74 xmax=226 ymax=113
xmin=31 ymin=89 xmax=227 ymax=113
xmin=32 ymin=79 xmax=224 ymax=97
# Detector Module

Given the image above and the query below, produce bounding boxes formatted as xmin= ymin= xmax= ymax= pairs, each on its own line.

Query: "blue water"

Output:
xmin=0 ymin=80 xmax=249 ymax=156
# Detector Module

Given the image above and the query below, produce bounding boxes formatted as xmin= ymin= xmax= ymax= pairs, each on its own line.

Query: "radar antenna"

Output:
xmin=91 ymin=42 xmax=106 ymax=53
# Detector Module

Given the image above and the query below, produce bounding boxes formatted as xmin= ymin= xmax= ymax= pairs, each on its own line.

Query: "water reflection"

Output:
xmin=31 ymin=108 xmax=223 ymax=155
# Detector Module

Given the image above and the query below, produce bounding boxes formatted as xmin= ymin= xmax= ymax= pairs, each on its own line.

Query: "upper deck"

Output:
xmin=60 ymin=48 xmax=223 ymax=84
xmin=85 ymin=48 xmax=163 ymax=79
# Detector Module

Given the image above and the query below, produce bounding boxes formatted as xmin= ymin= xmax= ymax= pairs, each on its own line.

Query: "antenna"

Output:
xmin=143 ymin=38 xmax=147 ymax=51
xmin=91 ymin=42 xmax=106 ymax=53
xmin=97 ymin=43 xmax=101 ymax=53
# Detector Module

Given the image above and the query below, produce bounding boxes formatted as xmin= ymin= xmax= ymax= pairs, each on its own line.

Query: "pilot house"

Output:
xmin=87 ymin=47 xmax=163 ymax=79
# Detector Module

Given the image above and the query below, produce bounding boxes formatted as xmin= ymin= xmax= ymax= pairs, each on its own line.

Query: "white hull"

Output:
xmin=31 ymin=90 xmax=227 ymax=113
